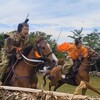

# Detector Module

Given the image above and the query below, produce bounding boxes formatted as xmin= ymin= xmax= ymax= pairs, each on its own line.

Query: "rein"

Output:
xmin=21 ymin=53 xmax=44 ymax=63
xmin=23 ymin=59 xmax=40 ymax=66
xmin=11 ymin=53 xmax=44 ymax=79
xmin=44 ymin=51 xmax=53 ymax=58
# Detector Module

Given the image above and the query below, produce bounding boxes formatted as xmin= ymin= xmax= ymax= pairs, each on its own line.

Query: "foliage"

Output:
xmin=29 ymin=31 xmax=55 ymax=44
xmin=0 ymin=33 xmax=4 ymax=49
xmin=83 ymin=29 xmax=100 ymax=54
xmin=68 ymin=27 xmax=83 ymax=39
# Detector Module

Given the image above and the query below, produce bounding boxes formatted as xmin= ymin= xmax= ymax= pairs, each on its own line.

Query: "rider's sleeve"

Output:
xmin=81 ymin=46 xmax=88 ymax=58
xmin=4 ymin=37 xmax=16 ymax=53
xmin=57 ymin=42 xmax=70 ymax=52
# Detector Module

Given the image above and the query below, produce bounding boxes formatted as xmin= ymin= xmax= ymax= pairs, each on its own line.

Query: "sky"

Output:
xmin=0 ymin=0 xmax=100 ymax=43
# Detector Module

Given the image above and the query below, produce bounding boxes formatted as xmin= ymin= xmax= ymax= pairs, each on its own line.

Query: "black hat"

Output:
xmin=24 ymin=19 xmax=29 ymax=23
xmin=17 ymin=19 xmax=29 ymax=33
xmin=75 ymin=37 xmax=82 ymax=45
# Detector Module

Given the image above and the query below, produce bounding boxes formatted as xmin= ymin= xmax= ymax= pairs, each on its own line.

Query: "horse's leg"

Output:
xmin=31 ymin=75 xmax=38 ymax=89
xmin=70 ymin=81 xmax=86 ymax=100
xmin=70 ymin=87 xmax=87 ymax=100
xmin=49 ymin=82 xmax=51 ymax=91
xmin=73 ymin=81 xmax=100 ymax=96
xmin=43 ymin=70 xmax=51 ymax=87
xmin=82 ymin=88 xmax=87 ymax=95
xmin=54 ymin=79 xmax=65 ymax=91
xmin=84 ymin=81 xmax=100 ymax=95
xmin=82 ymin=81 xmax=100 ymax=95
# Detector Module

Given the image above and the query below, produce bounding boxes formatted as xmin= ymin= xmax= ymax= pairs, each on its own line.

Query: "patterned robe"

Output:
xmin=0 ymin=32 xmax=29 ymax=80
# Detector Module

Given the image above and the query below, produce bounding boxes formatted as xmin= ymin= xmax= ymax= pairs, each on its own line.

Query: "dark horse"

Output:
xmin=43 ymin=47 xmax=100 ymax=95
xmin=2 ymin=37 xmax=58 ymax=88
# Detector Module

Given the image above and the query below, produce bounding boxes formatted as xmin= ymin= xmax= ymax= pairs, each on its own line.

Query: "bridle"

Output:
xmin=23 ymin=59 xmax=40 ymax=66
xmin=81 ymin=50 xmax=98 ymax=66
xmin=36 ymin=38 xmax=53 ymax=59
xmin=81 ymin=58 xmax=96 ymax=66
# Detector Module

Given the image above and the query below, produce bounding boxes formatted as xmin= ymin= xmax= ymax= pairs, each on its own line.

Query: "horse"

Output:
xmin=2 ymin=37 xmax=58 ymax=88
xmin=43 ymin=47 xmax=100 ymax=95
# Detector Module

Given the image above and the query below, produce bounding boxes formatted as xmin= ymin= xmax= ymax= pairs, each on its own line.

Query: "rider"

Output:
xmin=0 ymin=19 xmax=45 ymax=83
xmin=57 ymin=37 xmax=88 ymax=78
xmin=0 ymin=19 xmax=31 ymax=82
xmin=0 ymin=19 xmax=29 ymax=80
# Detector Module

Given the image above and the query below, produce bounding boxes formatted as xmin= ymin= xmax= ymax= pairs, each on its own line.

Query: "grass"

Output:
xmin=38 ymin=73 xmax=100 ymax=96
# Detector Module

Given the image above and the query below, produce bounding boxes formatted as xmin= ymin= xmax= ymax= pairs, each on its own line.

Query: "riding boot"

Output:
xmin=65 ymin=73 xmax=70 ymax=79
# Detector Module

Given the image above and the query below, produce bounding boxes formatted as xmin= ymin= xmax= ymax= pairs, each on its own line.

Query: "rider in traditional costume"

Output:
xmin=0 ymin=19 xmax=30 ymax=82
xmin=57 ymin=37 xmax=88 ymax=78
xmin=0 ymin=18 xmax=47 ymax=83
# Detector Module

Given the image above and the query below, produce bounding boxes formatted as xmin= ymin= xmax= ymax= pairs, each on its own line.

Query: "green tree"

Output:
xmin=68 ymin=27 xmax=84 ymax=39
xmin=29 ymin=31 xmax=56 ymax=45
xmin=0 ymin=33 xmax=4 ymax=49
xmin=83 ymin=29 xmax=100 ymax=71
xmin=83 ymin=29 xmax=100 ymax=54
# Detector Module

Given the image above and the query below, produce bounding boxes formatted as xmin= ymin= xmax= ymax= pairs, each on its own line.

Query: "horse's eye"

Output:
xmin=42 ymin=47 xmax=45 ymax=49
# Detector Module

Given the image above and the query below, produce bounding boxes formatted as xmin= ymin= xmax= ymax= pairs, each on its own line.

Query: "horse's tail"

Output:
xmin=43 ymin=70 xmax=51 ymax=87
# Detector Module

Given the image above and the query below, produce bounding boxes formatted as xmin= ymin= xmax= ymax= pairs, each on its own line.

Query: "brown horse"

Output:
xmin=43 ymin=48 xmax=100 ymax=95
xmin=2 ymin=37 xmax=58 ymax=88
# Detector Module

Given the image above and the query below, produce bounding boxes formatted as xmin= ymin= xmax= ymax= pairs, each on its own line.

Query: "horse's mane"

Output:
xmin=22 ymin=44 xmax=33 ymax=56
xmin=86 ymin=46 xmax=99 ymax=59
xmin=22 ymin=37 xmax=45 ymax=57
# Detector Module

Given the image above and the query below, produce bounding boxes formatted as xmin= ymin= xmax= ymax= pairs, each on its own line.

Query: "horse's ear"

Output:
xmin=36 ymin=36 xmax=44 ymax=43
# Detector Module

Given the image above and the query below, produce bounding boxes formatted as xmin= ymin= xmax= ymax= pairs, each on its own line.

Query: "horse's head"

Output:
xmin=36 ymin=37 xmax=58 ymax=66
xmin=86 ymin=47 xmax=100 ymax=65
